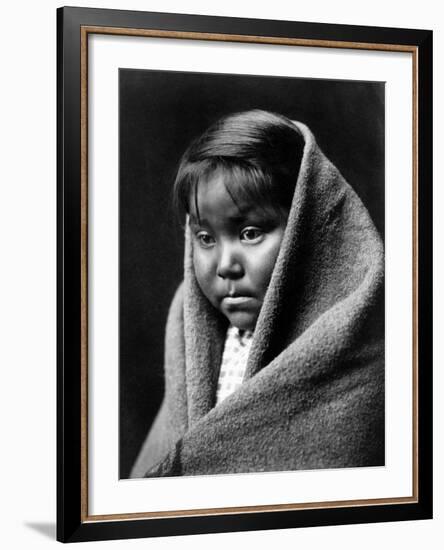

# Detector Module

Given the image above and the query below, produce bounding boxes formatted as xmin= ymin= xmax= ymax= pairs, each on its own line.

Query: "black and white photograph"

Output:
xmin=119 ymin=70 xmax=386 ymax=480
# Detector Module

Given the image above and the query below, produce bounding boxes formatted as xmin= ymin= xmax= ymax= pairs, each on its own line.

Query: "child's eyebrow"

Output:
xmin=227 ymin=206 xmax=274 ymax=222
xmin=189 ymin=207 xmax=276 ymax=227
xmin=190 ymin=215 xmax=274 ymax=231
xmin=189 ymin=217 xmax=214 ymax=228
xmin=226 ymin=214 xmax=250 ymax=223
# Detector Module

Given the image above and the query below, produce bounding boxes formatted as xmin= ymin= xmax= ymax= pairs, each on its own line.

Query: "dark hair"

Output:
xmin=173 ymin=110 xmax=304 ymax=219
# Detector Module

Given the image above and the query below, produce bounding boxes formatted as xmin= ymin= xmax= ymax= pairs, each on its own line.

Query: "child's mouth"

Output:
xmin=222 ymin=296 xmax=254 ymax=308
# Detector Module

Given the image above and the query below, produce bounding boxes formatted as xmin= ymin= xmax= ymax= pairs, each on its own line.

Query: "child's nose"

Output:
xmin=216 ymin=244 xmax=244 ymax=280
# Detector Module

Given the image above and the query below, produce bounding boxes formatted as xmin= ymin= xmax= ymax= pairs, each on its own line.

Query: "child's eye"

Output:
xmin=196 ymin=231 xmax=216 ymax=248
xmin=240 ymin=227 xmax=264 ymax=243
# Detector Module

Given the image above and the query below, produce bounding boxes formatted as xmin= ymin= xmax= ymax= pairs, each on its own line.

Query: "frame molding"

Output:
xmin=57 ymin=6 xmax=432 ymax=542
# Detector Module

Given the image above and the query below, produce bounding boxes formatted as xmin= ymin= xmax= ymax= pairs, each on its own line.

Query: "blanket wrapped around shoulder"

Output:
xmin=131 ymin=121 xmax=385 ymax=478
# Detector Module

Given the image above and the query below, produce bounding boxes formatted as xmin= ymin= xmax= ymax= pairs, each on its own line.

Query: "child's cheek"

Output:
xmin=193 ymin=248 xmax=218 ymax=306
xmin=250 ymin=231 xmax=285 ymax=295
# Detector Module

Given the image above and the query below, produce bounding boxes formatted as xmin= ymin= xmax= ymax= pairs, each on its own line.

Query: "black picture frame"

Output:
xmin=57 ymin=6 xmax=433 ymax=543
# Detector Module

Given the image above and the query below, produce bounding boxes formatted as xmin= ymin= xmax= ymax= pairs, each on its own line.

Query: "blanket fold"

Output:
xmin=130 ymin=121 xmax=384 ymax=478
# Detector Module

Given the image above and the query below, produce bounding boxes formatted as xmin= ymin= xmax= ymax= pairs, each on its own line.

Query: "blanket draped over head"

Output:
xmin=130 ymin=121 xmax=385 ymax=478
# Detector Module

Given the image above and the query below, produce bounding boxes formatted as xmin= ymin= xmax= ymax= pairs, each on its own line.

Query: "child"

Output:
xmin=130 ymin=110 xmax=384 ymax=478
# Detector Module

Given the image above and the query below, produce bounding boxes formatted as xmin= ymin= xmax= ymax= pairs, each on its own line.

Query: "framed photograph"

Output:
xmin=57 ymin=6 xmax=433 ymax=543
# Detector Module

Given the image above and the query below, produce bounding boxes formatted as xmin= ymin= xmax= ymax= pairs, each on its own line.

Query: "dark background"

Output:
xmin=119 ymin=69 xmax=385 ymax=478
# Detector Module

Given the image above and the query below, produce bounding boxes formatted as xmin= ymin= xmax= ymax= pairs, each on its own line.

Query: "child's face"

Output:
xmin=190 ymin=174 xmax=288 ymax=331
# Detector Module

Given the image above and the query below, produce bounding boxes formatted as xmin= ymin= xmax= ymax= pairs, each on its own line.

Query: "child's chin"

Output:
xmin=224 ymin=311 xmax=257 ymax=332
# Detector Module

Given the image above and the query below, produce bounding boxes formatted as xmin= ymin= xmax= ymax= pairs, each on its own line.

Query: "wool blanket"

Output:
xmin=130 ymin=121 xmax=385 ymax=478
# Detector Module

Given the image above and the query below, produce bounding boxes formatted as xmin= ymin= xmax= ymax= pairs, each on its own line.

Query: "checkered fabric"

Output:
xmin=215 ymin=326 xmax=254 ymax=405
